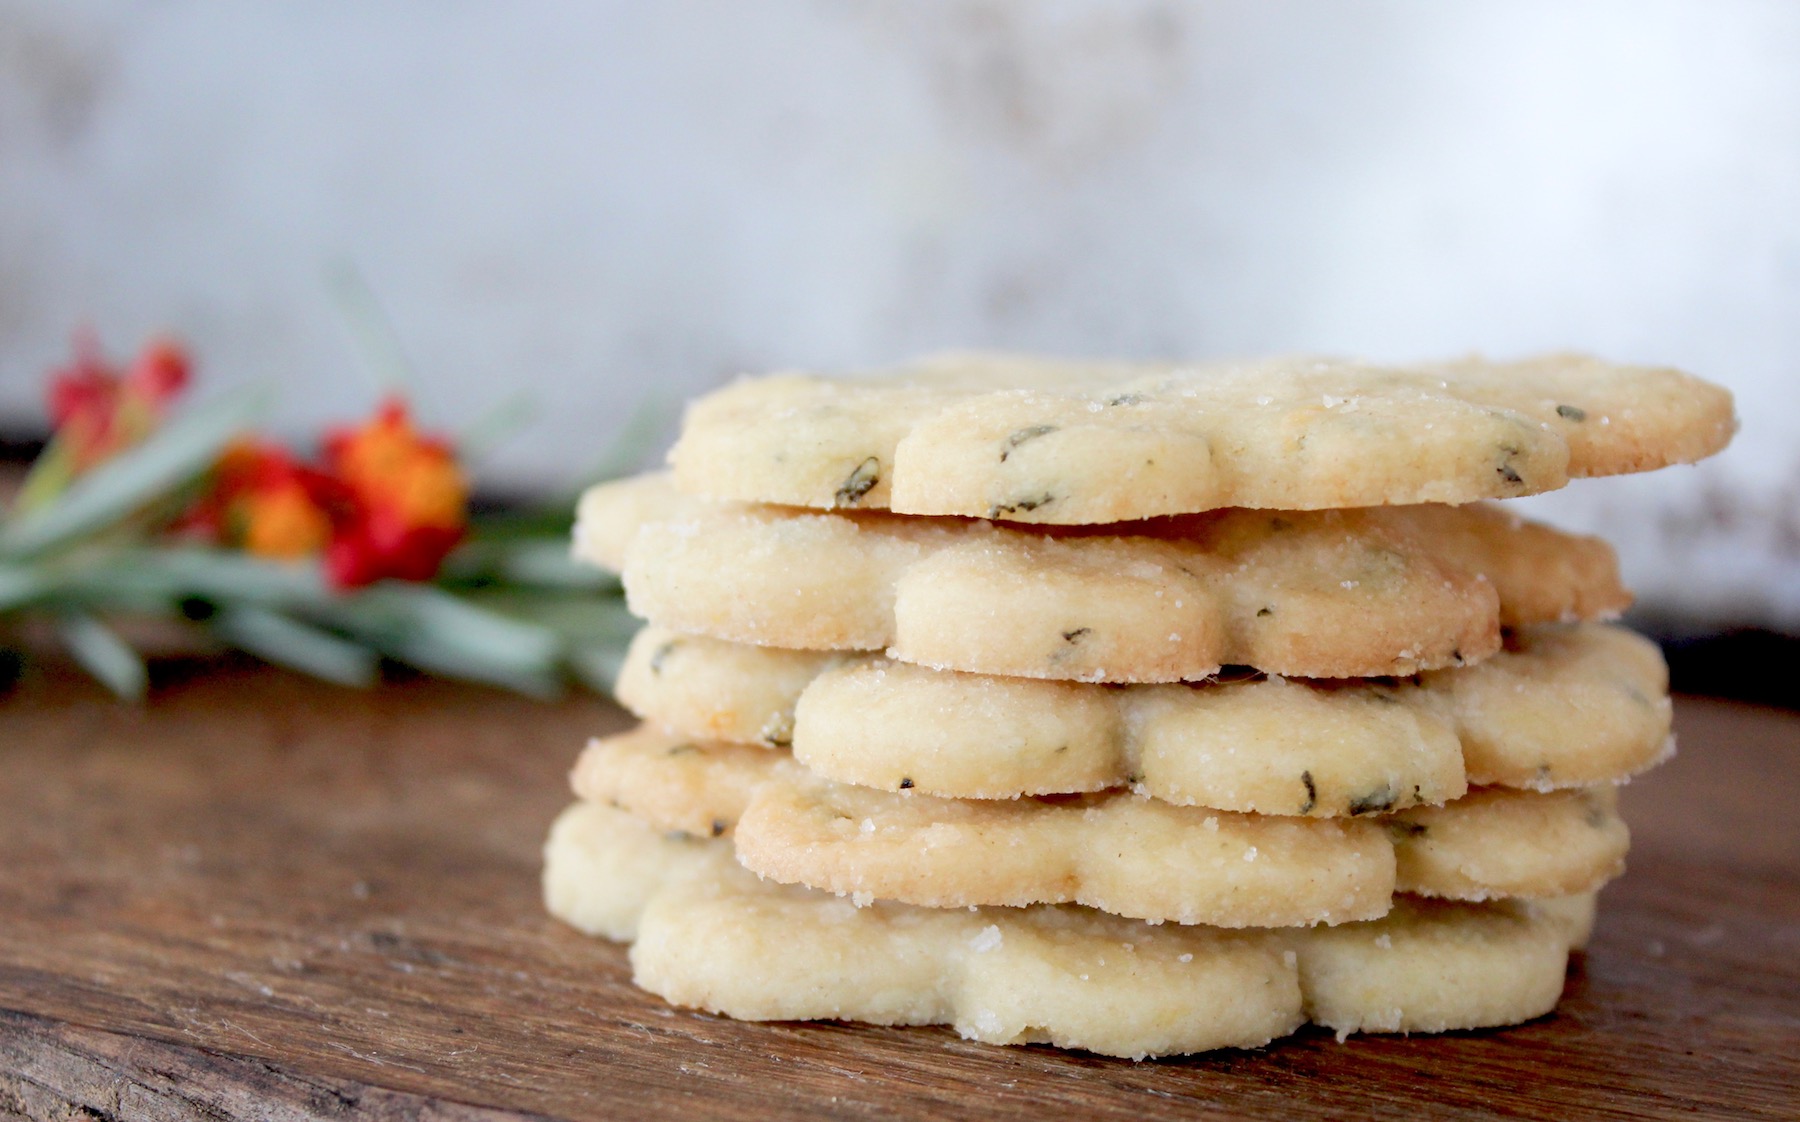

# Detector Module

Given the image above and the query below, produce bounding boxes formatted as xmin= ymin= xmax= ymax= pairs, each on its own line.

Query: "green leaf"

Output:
xmin=458 ymin=390 xmax=538 ymax=463
xmin=313 ymin=582 xmax=564 ymax=696
xmin=568 ymin=393 xmax=677 ymax=496
xmin=212 ymin=607 xmax=378 ymax=687
xmin=56 ymin=612 xmax=147 ymax=700
xmin=0 ymin=386 xmax=270 ymax=560
xmin=464 ymin=506 xmax=576 ymax=542
xmin=141 ymin=548 xmax=333 ymax=606
xmin=465 ymin=588 xmax=635 ymax=640
xmin=357 ymin=583 xmax=561 ymax=665
xmin=567 ymin=641 xmax=626 ymax=693
xmin=378 ymin=629 xmax=560 ymax=697
xmin=326 ymin=260 xmax=415 ymax=394
xmin=0 ymin=566 xmax=51 ymax=612
xmin=439 ymin=537 xmax=616 ymax=591
xmin=11 ymin=438 xmax=79 ymax=514
xmin=496 ymin=539 xmax=618 ymax=589
xmin=31 ymin=547 xmax=332 ymax=619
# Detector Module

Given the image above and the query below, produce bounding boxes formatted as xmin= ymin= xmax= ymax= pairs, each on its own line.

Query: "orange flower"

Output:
xmin=192 ymin=439 xmax=337 ymax=560
xmin=180 ymin=398 xmax=467 ymax=588
xmin=326 ymin=399 xmax=466 ymax=530
xmin=320 ymin=399 xmax=468 ymax=588
xmin=237 ymin=479 xmax=332 ymax=559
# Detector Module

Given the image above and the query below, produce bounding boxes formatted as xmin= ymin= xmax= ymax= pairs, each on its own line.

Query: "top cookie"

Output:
xmin=670 ymin=352 xmax=1735 ymax=524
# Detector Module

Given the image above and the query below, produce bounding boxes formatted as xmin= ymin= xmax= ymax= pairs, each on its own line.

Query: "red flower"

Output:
xmin=46 ymin=330 xmax=190 ymax=469
xmin=123 ymin=336 xmax=190 ymax=405
xmin=324 ymin=512 xmax=465 ymax=588
xmin=187 ymin=440 xmax=341 ymax=560
xmin=46 ymin=338 xmax=112 ymax=430
xmin=180 ymin=398 xmax=468 ymax=588
xmin=33 ymin=332 xmax=474 ymax=597
xmin=318 ymin=398 xmax=468 ymax=589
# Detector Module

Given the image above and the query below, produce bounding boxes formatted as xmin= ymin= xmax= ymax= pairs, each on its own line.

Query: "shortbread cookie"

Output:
xmin=571 ymin=730 xmax=806 ymax=840
xmin=734 ymin=777 xmax=1394 ymax=927
xmin=737 ymin=777 xmax=1626 ymax=924
xmin=615 ymin=627 xmax=845 ymax=748
xmin=1388 ymin=785 xmax=1629 ymax=901
xmin=577 ymin=474 xmax=1628 ymax=680
xmin=543 ymin=794 xmax=721 ymax=941
xmin=1279 ymin=893 xmax=1572 ymax=1040
xmin=1431 ymin=624 xmax=1673 ymax=789
xmin=668 ymin=352 xmax=1735 ymax=523
xmin=1530 ymin=891 xmax=1599 ymax=950
xmin=616 ymin=623 xmax=1671 ymax=812
xmin=544 ymin=802 xmax=1585 ymax=1057
xmin=571 ymin=728 xmax=1629 ymax=926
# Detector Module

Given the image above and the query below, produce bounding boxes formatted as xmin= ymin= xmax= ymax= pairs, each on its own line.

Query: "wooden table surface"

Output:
xmin=0 ymin=664 xmax=1795 ymax=1121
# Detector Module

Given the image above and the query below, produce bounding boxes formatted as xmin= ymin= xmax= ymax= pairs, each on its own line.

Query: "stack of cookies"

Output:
xmin=546 ymin=353 xmax=1733 ymax=1058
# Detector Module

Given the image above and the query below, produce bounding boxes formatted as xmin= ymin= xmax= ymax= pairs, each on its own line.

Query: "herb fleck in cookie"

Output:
xmin=614 ymin=628 xmax=847 ymax=748
xmin=1387 ymin=785 xmax=1630 ymax=901
xmin=577 ymin=474 xmax=1628 ymax=681
xmin=572 ymin=727 xmax=1629 ymax=927
xmin=545 ymin=802 xmax=1586 ymax=1058
xmin=736 ymin=776 xmax=1625 ymax=925
xmin=616 ymin=623 xmax=1671 ymax=812
xmin=669 ymin=352 xmax=1734 ymax=523
xmin=570 ymin=730 xmax=803 ymax=840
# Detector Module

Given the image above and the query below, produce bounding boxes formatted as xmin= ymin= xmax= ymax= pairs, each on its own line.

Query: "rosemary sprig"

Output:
xmin=0 ymin=372 xmax=665 ymax=699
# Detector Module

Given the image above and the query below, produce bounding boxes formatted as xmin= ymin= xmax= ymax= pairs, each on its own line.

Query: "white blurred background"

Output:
xmin=1 ymin=1 xmax=1796 ymax=628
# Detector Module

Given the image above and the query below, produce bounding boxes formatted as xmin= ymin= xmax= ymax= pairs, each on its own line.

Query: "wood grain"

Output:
xmin=0 ymin=1009 xmax=546 ymax=1121
xmin=0 ymin=662 xmax=1795 ymax=1121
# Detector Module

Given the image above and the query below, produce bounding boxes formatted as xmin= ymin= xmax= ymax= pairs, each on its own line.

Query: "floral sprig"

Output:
xmin=0 ymin=332 xmax=649 ymax=699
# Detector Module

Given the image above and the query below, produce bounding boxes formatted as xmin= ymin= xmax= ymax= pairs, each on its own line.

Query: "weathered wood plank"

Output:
xmin=0 ymin=1009 xmax=546 ymax=1121
xmin=0 ymin=665 xmax=1794 ymax=1120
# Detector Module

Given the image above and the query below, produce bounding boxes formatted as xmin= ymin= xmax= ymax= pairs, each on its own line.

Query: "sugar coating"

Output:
xmin=575 ymin=474 xmax=1629 ymax=681
xmin=614 ymin=627 xmax=847 ymax=749
xmin=543 ymin=796 xmax=716 ymax=941
xmin=1389 ymin=785 xmax=1630 ymax=901
xmin=544 ymin=803 xmax=1587 ymax=1058
xmin=571 ymin=727 xmax=1629 ymax=927
xmin=667 ymin=352 xmax=1734 ymax=524
xmin=569 ymin=731 xmax=804 ymax=841
xmin=615 ymin=623 xmax=1671 ymax=812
